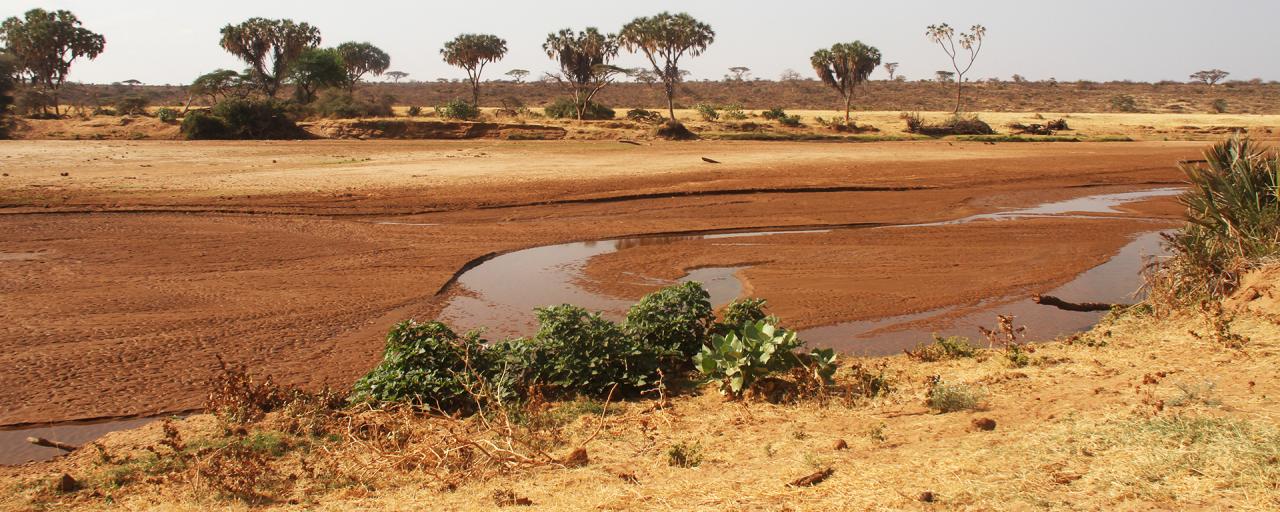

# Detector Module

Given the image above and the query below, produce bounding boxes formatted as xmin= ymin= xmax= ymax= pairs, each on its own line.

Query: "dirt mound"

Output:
xmin=303 ymin=119 xmax=567 ymax=140
xmin=11 ymin=116 xmax=180 ymax=140
xmin=1226 ymin=264 xmax=1280 ymax=318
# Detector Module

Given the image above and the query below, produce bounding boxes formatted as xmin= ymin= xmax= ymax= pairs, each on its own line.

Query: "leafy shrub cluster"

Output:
xmin=693 ymin=103 xmax=718 ymax=121
xmin=114 ymin=95 xmax=150 ymax=115
xmin=1147 ymin=136 xmax=1280 ymax=304
xmin=721 ymin=104 xmax=748 ymax=120
xmin=180 ymin=99 xmax=301 ymax=140
xmin=155 ymin=107 xmax=180 ymax=123
xmin=626 ymin=108 xmax=664 ymax=124
xmin=436 ymin=99 xmax=481 ymax=120
xmin=762 ymin=107 xmax=802 ymax=127
xmin=310 ymin=90 xmax=394 ymax=118
xmin=902 ymin=112 xmax=994 ymax=136
xmin=353 ymin=284 xmax=835 ymax=409
xmin=905 ymin=335 xmax=976 ymax=361
xmin=544 ymin=98 xmax=615 ymax=120
xmin=406 ymin=105 xmax=423 ymax=117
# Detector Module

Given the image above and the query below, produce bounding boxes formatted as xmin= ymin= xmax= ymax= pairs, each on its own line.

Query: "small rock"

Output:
xmin=832 ymin=439 xmax=848 ymax=450
xmin=971 ymin=417 xmax=997 ymax=431
xmin=56 ymin=473 xmax=80 ymax=493
xmin=919 ymin=491 xmax=936 ymax=502
xmin=562 ymin=447 xmax=588 ymax=468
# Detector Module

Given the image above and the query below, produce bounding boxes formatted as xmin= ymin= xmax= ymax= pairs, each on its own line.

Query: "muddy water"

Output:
xmin=0 ymin=417 xmax=158 ymax=466
xmin=440 ymin=188 xmax=1181 ymax=342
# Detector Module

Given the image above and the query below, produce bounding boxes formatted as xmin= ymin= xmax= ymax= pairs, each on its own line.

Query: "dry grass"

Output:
xmin=4 ymin=295 xmax=1278 ymax=510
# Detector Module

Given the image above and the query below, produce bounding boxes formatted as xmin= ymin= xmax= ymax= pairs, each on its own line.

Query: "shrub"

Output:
xmin=762 ymin=107 xmax=787 ymax=120
xmin=625 ymin=282 xmax=715 ymax=360
xmin=525 ymin=305 xmax=656 ymax=395
xmin=655 ymin=120 xmax=696 ymax=140
xmin=667 ymin=441 xmax=703 ymax=467
xmin=114 ymin=95 xmax=150 ymax=116
xmin=179 ymin=111 xmax=231 ymax=140
xmin=544 ymin=98 xmax=615 ymax=120
xmin=1110 ymin=94 xmax=1139 ymax=112
xmin=925 ymin=378 xmax=986 ymax=413
xmin=626 ymin=108 xmax=664 ymax=124
xmin=311 ymin=90 xmax=394 ymax=119
xmin=155 ymin=108 xmax=179 ymax=123
xmin=15 ymin=89 xmax=55 ymax=118
xmin=693 ymin=103 xmax=718 ymax=121
xmin=722 ymin=104 xmax=748 ymax=120
xmin=903 ymin=113 xmax=994 ymax=136
xmin=350 ymin=321 xmax=492 ymax=410
xmin=777 ymin=114 xmax=803 ymax=127
xmin=203 ymin=98 xmax=300 ymax=139
xmin=1211 ymin=98 xmax=1228 ymax=114
xmin=436 ymin=99 xmax=480 ymax=120
xmin=905 ymin=335 xmax=976 ymax=361
xmin=406 ymin=105 xmax=422 ymax=117
xmin=1148 ymin=137 xmax=1280 ymax=302
xmin=720 ymin=297 xmax=771 ymax=328
xmin=694 ymin=320 xmax=835 ymax=397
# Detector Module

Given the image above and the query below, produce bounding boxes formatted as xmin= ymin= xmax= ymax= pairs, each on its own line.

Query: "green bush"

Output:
xmin=627 ymin=108 xmax=664 ymax=124
xmin=436 ymin=99 xmax=480 ymax=120
xmin=693 ymin=103 xmax=719 ymax=121
xmin=407 ymin=105 xmax=422 ymax=117
xmin=1110 ymin=94 xmax=1139 ymax=112
xmin=114 ymin=95 xmax=150 ymax=115
xmin=351 ymin=321 xmax=492 ymax=409
xmin=625 ymin=282 xmax=715 ymax=360
xmin=722 ymin=104 xmax=748 ymax=120
xmin=155 ymin=108 xmax=179 ymax=123
xmin=210 ymin=99 xmax=299 ymax=139
xmin=311 ymin=90 xmax=394 ymax=119
xmin=526 ymin=305 xmax=656 ymax=395
xmin=1152 ymin=137 xmax=1280 ymax=301
xmin=762 ymin=107 xmax=787 ymax=120
xmin=720 ymin=298 xmax=770 ymax=328
xmin=544 ymin=98 xmax=615 ymax=120
xmin=694 ymin=320 xmax=834 ymax=397
xmin=179 ymin=111 xmax=231 ymax=140
xmin=777 ymin=114 xmax=803 ymax=127
xmin=905 ymin=335 xmax=976 ymax=361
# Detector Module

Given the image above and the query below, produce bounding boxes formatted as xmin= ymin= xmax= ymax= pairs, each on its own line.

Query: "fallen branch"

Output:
xmin=787 ymin=467 xmax=834 ymax=487
xmin=1033 ymin=294 xmax=1128 ymax=312
xmin=619 ymin=140 xmax=643 ymax=146
xmin=27 ymin=436 xmax=80 ymax=452
xmin=701 ymin=157 xmax=721 ymax=164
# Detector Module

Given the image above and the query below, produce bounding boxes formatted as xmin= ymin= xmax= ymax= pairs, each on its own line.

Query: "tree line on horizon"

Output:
xmin=0 ymin=7 xmax=1249 ymax=132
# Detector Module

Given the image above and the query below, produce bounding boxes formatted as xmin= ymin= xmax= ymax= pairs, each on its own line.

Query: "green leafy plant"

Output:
xmin=694 ymin=320 xmax=832 ymax=397
xmin=436 ymin=99 xmax=481 ymax=120
xmin=626 ymin=108 xmax=664 ymax=124
xmin=721 ymin=104 xmax=747 ymax=120
xmin=777 ymin=114 xmax=802 ymax=127
xmin=526 ymin=305 xmax=656 ymax=395
xmin=625 ymin=282 xmax=715 ymax=360
xmin=544 ymin=98 xmax=614 ymax=120
xmin=905 ymin=334 xmax=976 ymax=361
xmin=720 ymin=297 xmax=771 ymax=328
xmin=350 ymin=321 xmax=492 ymax=410
xmin=179 ymin=110 xmax=231 ymax=140
xmin=154 ymin=107 xmax=179 ymax=123
xmin=693 ymin=103 xmax=718 ymax=121
xmin=762 ymin=107 xmax=787 ymax=120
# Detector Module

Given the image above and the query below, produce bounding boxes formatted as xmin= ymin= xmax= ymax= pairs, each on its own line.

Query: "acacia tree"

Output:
xmin=440 ymin=34 xmax=507 ymax=106
xmin=290 ymin=48 xmax=347 ymax=103
xmin=544 ymin=27 xmax=625 ymax=120
xmin=0 ymin=8 xmax=105 ymax=116
xmin=883 ymin=62 xmax=899 ymax=80
xmin=337 ymin=42 xmax=390 ymax=91
xmin=619 ymin=12 xmax=715 ymax=121
xmin=811 ymin=41 xmax=882 ymax=123
xmin=505 ymin=69 xmax=529 ymax=82
xmin=385 ymin=70 xmax=409 ymax=82
xmin=1190 ymin=69 xmax=1229 ymax=86
xmin=220 ymin=18 xmax=321 ymax=98
xmin=925 ymin=23 xmax=986 ymax=113
xmin=726 ymin=66 xmax=750 ymax=81
xmin=186 ymin=69 xmax=248 ymax=111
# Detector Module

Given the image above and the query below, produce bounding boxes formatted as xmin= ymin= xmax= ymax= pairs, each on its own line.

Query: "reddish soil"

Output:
xmin=0 ymin=140 xmax=1197 ymax=426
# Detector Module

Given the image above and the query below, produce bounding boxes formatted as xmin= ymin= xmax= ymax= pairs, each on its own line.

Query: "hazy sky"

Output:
xmin=5 ymin=0 xmax=1278 ymax=85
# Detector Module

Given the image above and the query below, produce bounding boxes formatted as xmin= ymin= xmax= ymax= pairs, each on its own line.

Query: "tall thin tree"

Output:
xmin=811 ymin=41 xmax=881 ymax=123
xmin=220 ymin=18 xmax=321 ymax=98
xmin=544 ymin=27 xmax=624 ymax=120
xmin=619 ymin=12 xmax=715 ymax=121
xmin=441 ymin=34 xmax=507 ymax=107
xmin=926 ymin=23 xmax=986 ymax=113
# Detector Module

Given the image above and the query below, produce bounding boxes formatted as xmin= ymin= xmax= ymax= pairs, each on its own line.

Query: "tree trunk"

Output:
xmin=665 ymin=81 xmax=677 ymax=121
xmin=471 ymin=77 xmax=480 ymax=107
xmin=954 ymin=78 xmax=963 ymax=114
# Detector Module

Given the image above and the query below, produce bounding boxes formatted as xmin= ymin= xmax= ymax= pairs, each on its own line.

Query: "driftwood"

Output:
xmin=27 ymin=436 xmax=80 ymax=452
xmin=701 ymin=157 xmax=721 ymax=164
xmin=1033 ymin=294 xmax=1129 ymax=312
xmin=618 ymin=139 xmax=643 ymax=146
xmin=788 ymin=468 xmax=834 ymax=487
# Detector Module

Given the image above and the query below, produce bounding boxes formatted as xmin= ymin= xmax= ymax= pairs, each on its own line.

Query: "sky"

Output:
xmin=4 ymin=0 xmax=1278 ymax=85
